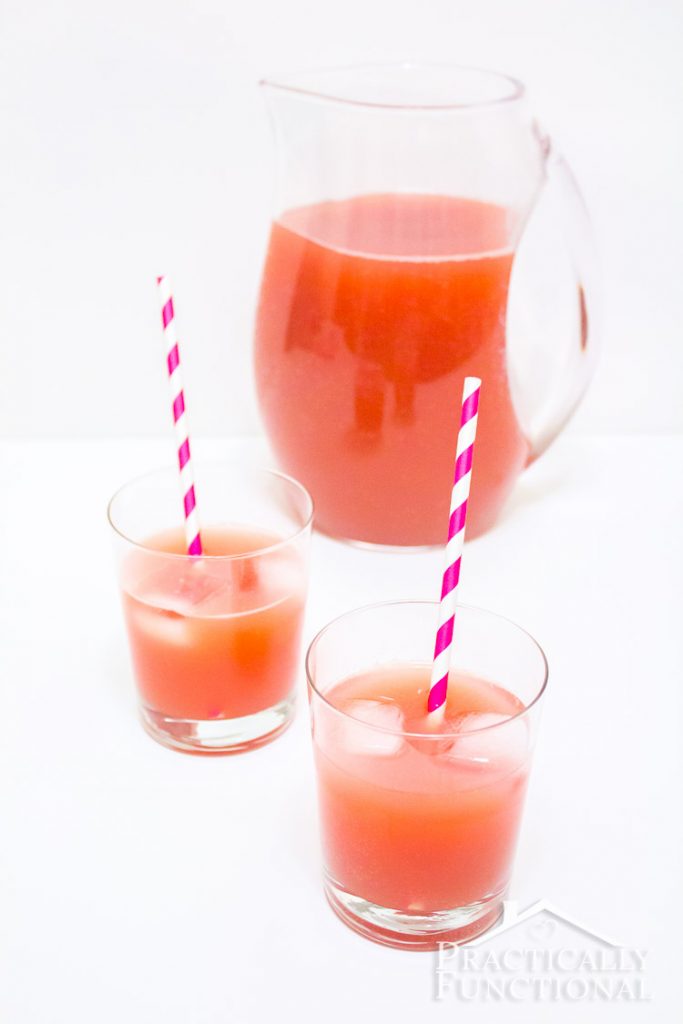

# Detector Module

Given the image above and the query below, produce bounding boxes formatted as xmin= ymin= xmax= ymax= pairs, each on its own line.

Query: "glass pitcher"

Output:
xmin=254 ymin=64 xmax=598 ymax=546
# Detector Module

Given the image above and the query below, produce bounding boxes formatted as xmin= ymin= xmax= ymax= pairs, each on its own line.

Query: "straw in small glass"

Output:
xmin=156 ymin=275 xmax=203 ymax=557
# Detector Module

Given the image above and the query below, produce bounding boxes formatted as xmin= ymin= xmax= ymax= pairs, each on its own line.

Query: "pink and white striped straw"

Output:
xmin=428 ymin=376 xmax=482 ymax=714
xmin=156 ymin=275 xmax=203 ymax=557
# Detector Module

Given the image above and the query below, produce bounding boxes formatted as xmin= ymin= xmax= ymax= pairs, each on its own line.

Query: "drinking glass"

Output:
xmin=306 ymin=601 xmax=548 ymax=949
xmin=108 ymin=462 xmax=312 ymax=754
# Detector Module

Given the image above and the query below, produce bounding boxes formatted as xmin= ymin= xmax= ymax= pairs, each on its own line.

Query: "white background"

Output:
xmin=1 ymin=0 xmax=682 ymax=438
xmin=2 ymin=3 xmax=683 ymax=1023
xmin=1 ymin=435 xmax=682 ymax=1023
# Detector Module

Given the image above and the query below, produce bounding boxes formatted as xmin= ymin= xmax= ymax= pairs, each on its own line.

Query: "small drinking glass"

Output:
xmin=108 ymin=462 xmax=313 ymax=754
xmin=306 ymin=601 xmax=547 ymax=949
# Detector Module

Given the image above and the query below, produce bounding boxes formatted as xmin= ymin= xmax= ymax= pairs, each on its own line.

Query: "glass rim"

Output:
xmin=260 ymin=61 xmax=525 ymax=113
xmin=305 ymin=600 xmax=548 ymax=739
xmin=106 ymin=460 xmax=314 ymax=561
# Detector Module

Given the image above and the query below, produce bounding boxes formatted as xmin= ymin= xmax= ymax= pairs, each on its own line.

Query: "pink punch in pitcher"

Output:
xmin=255 ymin=64 xmax=598 ymax=546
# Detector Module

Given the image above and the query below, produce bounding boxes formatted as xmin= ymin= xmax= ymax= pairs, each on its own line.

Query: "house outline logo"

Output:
xmin=462 ymin=898 xmax=620 ymax=948
xmin=435 ymin=899 xmax=650 ymax=1004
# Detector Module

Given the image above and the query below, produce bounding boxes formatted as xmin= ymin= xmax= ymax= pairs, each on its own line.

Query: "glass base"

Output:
xmin=324 ymin=876 xmax=504 ymax=951
xmin=139 ymin=694 xmax=296 ymax=755
xmin=315 ymin=522 xmax=489 ymax=551
xmin=337 ymin=537 xmax=441 ymax=554
xmin=315 ymin=523 xmax=440 ymax=553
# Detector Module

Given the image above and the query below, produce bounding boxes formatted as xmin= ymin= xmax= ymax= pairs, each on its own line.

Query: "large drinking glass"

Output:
xmin=255 ymin=64 xmax=597 ymax=546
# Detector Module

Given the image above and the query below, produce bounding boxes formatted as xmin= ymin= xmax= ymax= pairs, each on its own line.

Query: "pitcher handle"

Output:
xmin=506 ymin=131 xmax=601 ymax=462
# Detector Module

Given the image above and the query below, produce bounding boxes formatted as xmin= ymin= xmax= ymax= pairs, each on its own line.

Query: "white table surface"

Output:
xmin=1 ymin=434 xmax=681 ymax=1023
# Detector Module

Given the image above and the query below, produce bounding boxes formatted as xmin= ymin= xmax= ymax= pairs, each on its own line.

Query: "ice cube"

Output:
xmin=184 ymin=573 xmax=237 ymax=616
xmin=259 ymin=549 xmax=305 ymax=603
xmin=133 ymin=561 xmax=239 ymax=618
xmin=444 ymin=712 xmax=529 ymax=770
xmin=129 ymin=602 xmax=192 ymax=647
xmin=335 ymin=699 xmax=405 ymax=757
xmin=176 ymin=563 xmax=237 ymax=611
xmin=131 ymin=564 xmax=207 ymax=609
